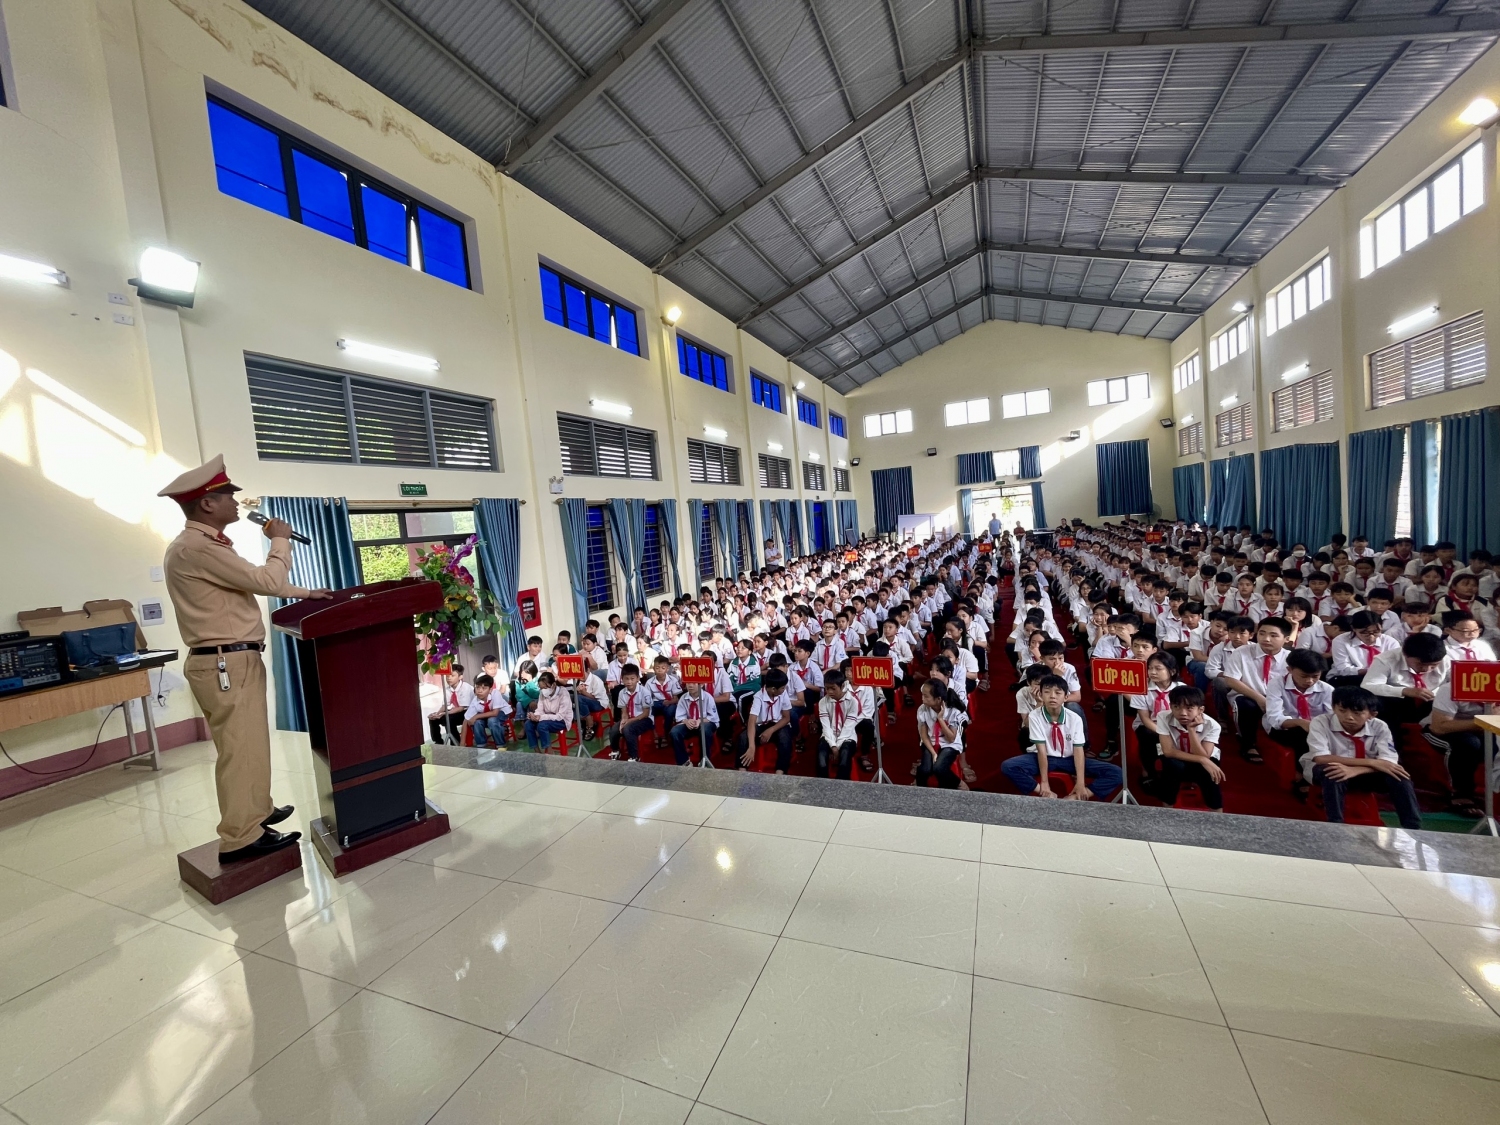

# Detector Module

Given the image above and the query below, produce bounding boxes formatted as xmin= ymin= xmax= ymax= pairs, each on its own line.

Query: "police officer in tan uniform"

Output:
xmin=159 ymin=456 xmax=331 ymax=862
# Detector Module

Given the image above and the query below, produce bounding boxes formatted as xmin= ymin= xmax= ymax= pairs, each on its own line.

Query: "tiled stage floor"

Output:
xmin=1 ymin=734 xmax=1498 ymax=1124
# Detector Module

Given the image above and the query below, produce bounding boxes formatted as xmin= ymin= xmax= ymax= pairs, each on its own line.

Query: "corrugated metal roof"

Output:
xmin=241 ymin=0 xmax=1498 ymax=382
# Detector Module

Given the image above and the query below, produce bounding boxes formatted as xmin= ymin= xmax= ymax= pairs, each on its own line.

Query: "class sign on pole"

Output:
xmin=1058 ymin=535 xmax=1075 ymax=548
xmin=849 ymin=656 xmax=895 ymax=688
xmin=1090 ymin=658 xmax=1148 ymax=695
xmin=678 ymin=655 xmax=716 ymax=686
xmin=553 ymin=653 xmax=586 ymax=682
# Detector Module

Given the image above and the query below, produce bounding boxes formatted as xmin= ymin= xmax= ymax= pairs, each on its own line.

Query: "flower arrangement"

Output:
xmin=413 ymin=536 xmax=504 ymax=674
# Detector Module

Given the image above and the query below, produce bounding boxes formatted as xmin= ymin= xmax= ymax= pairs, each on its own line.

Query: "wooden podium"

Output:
xmin=272 ymin=578 xmax=451 ymax=875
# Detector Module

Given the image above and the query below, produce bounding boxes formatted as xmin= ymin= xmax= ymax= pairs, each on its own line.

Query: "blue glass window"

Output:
xmin=641 ymin=505 xmax=665 ymax=596
xmin=361 ymin=186 xmax=408 ymax=264
xmin=829 ymin=411 xmax=846 ymax=438
xmin=697 ymin=504 xmax=715 ymax=580
xmin=538 ymin=265 xmax=641 ymax=357
xmin=797 ymin=398 xmax=820 ymax=428
xmin=292 ymin=151 xmax=355 ymax=243
xmin=615 ymin=306 xmax=639 ymax=355
xmin=679 ymin=337 xmax=730 ymax=392
xmin=585 ymin=506 xmax=615 ymax=610
xmin=541 ymin=267 xmax=565 ymax=325
xmin=207 ymin=100 xmax=288 ymax=217
xmin=750 ymin=372 xmax=783 ymax=412
xmin=205 ymin=94 xmax=471 ymax=287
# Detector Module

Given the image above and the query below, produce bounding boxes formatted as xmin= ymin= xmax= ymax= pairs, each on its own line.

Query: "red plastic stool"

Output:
xmin=1044 ymin=771 xmax=1075 ymax=797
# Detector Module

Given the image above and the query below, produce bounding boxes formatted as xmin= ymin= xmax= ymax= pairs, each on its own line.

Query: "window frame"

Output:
xmin=1214 ymin=401 xmax=1255 ymax=448
xmin=538 ymin=262 xmax=640 ymax=356
xmin=757 ymin=453 xmax=793 ymax=490
xmin=640 ymin=503 xmax=666 ymax=598
xmin=1000 ymin=390 xmax=1050 ymax=419
xmin=1209 ymin=318 xmax=1251 ymax=370
xmin=943 ymin=398 xmax=991 ymax=427
xmin=1360 ymin=142 xmax=1485 ymax=277
xmin=1265 ymin=256 xmax=1332 ymax=336
xmin=1367 ymin=310 xmax=1487 ymax=408
xmin=1085 ymin=374 xmax=1149 ymax=407
xmin=1177 ymin=421 xmax=1204 ymax=457
xmin=993 ymin=448 xmax=1021 ymax=478
xmin=802 ymin=460 xmax=826 ymax=492
xmin=556 ymin=412 xmax=660 ymax=480
xmin=829 ymin=411 xmax=847 ymax=438
xmin=585 ymin=505 xmax=617 ymax=611
xmin=749 ymin=371 xmax=784 ymax=413
xmin=677 ymin=334 xmax=732 ymax=392
xmin=833 ymin=466 xmax=851 ymax=492
xmin=697 ymin=502 xmax=717 ymax=581
xmin=796 ymin=397 xmax=821 ymax=428
xmin=349 ymin=509 xmax=479 ymax=587
xmin=206 ymin=93 xmax=472 ymax=289
xmin=1173 ymin=353 xmax=1201 ymax=393
xmin=1271 ymin=369 xmax=1335 ymax=432
xmin=686 ymin=437 xmax=743 ymax=485
xmin=863 ymin=409 xmax=914 ymax=437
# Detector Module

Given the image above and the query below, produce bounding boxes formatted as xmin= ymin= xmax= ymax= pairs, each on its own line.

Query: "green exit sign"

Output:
xmin=399 ymin=483 xmax=428 ymax=497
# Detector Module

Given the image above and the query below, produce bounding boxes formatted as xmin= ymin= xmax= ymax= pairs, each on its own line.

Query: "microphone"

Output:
xmin=246 ymin=510 xmax=312 ymax=545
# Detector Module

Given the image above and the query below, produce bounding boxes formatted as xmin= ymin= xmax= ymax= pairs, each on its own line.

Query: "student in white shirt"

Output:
xmin=738 ymin=668 xmax=795 ymax=772
xmin=1305 ymin=687 xmax=1422 ymax=829
xmin=669 ymin=681 xmax=716 ymax=766
xmin=817 ymin=670 xmax=863 ymax=780
xmin=427 ymin=666 xmax=475 ymax=745
xmin=1262 ymin=649 xmax=1333 ymax=778
xmin=1153 ymin=685 xmax=1226 ymax=811
xmin=460 ymin=673 xmax=511 ymax=749
xmin=1384 ymin=601 xmax=1442 ymax=645
xmin=1442 ymin=610 xmax=1497 ymax=663
xmin=1426 ymin=674 xmax=1498 ymax=818
xmin=914 ymin=679 xmax=968 ymax=789
xmin=609 ymin=664 xmax=656 ymax=761
xmin=1361 ymin=632 xmax=1450 ymax=750
xmin=1129 ymin=652 xmax=1178 ymax=781
xmin=1219 ymin=617 xmax=1292 ymax=764
xmin=1328 ymin=611 xmax=1400 ymax=686
xmin=1003 ymin=675 xmax=1123 ymax=800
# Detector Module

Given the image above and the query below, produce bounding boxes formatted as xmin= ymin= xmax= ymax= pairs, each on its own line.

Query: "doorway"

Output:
xmin=969 ymin=486 xmax=1035 ymax=532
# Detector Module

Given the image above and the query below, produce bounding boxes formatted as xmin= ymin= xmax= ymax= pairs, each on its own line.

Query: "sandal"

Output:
xmin=962 ymin=764 xmax=977 ymax=784
xmin=1240 ymin=746 xmax=1263 ymax=764
xmin=1449 ymin=799 xmax=1483 ymax=818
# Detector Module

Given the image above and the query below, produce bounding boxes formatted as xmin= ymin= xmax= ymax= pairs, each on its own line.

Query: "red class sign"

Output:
xmin=678 ymin=655 xmax=717 ymax=686
xmin=906 ymin=546 xmax=920 ymax=558
xmin=978 ymin=542 xmax=993 ymax=553
xmin=1058 ymin=535 xmax=1075 ymax=548
xmin=1144 ymin=530 xmax=1164 ymax=544
xmin=849 ymin=656 xmax=895 ymax=688
xmin=1451 ymin=661 xmax=1500 ymax=703
xmin=1091 ymin=657 xmax=1148 ymax=695
xmin=553 ymin=653 xmax=586 ymax=682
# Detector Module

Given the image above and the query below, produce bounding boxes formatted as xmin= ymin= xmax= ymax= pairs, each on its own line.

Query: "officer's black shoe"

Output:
xmin=219 ymin=827 xmax=301 ymax=864
xmin=262 ymin=805 xmax=294 ymax=827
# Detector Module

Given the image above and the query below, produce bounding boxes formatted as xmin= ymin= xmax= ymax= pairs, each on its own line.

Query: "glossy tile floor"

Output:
xmin=2 ymin=735 xmax=1499 ymax=1124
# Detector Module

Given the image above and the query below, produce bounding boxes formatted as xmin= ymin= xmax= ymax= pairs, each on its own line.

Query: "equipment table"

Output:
xmin=0 ymin=658 xmax=176 ymax=772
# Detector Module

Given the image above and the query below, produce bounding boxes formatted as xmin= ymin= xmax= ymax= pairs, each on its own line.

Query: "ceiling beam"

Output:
xmin=976 ymin=13 xmax=1500 ymax=54
xmin=499 ymin=0 xmax=702 ymax=172
xmin=980 ymin=167 xmax=1343 ymax=188
xmin=651 ymin=45 xmax=972 ymax=272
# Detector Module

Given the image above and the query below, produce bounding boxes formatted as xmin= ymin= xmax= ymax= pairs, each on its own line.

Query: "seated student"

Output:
xmin=914 ymin=678 xmax=969 ymax=789
xmin=1426 ymin=671 xmax=1496 ymax=818
xmin=525 ymin=671 xmax=574 ymax=752
xmin=1152 ymin=685 xmax=1227 ymax=811
xmin=461 ymin=673 xmax=511 ymax=749
xmin=1385 ymin=600 xmax=1442 ymax=645
xmin=1304 ymin=687 xmax=1422 ymax=829
xmin=1444 ymin=609 xmax=1497 ymax=663
xmin=1361 ymin=631 xmax=1450 ymax=748
xmin=1262 ymin=649 xmax=1333 ymax=788
xmin=1129 ymin=652 xmax=1178 ymax=781
xmin=515 ymin=635 xmax=547 ymax=678
xmin=790 ymin=639 xmax=824 ymax=743
xmin=669 ymin=679 xmax=717 ymax=766
xmin=1013 ymin=662 xmax=1048 ymax=754
xmin=609 ymin=663 xmax=655 ymax=761
xmin=1283 ymin=596 xmax=1328 ymax=655
xmin=738 ymin=668 xmax=795 ymax=773
xmin=1328 ymin=610 xmax=1398 ymax=688
xmin=1439 ymin=575 xmax=1499 ymax=638
xmin=1305 ymin=571 xmax=1335 ymax=620
xmin=427 ymin=664 xmax=473 ymax=744
xmin=574 ymin=662 xmax=608 ymax=740
xmin=817 ymin=670 xmax=863 ymax=780
xmin=943 ymin=635 xmax=980 ymax=697
xmin=1219 ymin=617 xmax=1292 ymax=763
xmin=1036 ymin=639 xmax=1084 ymax=719
xmin=835 ymin=659 xmax=880 ymax=773
xmin=726 ymin=637 xmax=763 ymax=721
xmin=1364 ymin=587 xmax=1400 ymax=634
xmin=1187 ymin=609 xmax=1227 ymax=692
xmin=1377 ymin=558 xmax=1413 ymax=603
xmin=1004 ymin=674 xmax=1123 ymax=800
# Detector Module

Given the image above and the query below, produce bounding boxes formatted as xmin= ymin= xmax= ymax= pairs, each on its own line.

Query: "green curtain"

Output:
xmin=264 ymin=496 xmax=359 ymax=732
xmin=1261 ymin=443 xmax=1341 ymax=551
xmin=1438 ymin=407 xmax=1500 ymax=557
xmin=1347 ymin=426 xmax=1405 ymax=547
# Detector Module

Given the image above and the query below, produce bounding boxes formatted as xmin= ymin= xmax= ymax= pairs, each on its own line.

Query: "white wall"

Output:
xmin=847 ymin=319 xmax=1176 ymax=529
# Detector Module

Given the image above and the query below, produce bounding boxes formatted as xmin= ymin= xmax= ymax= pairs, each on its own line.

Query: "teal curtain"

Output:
xmin=760 ymin=500 xmax=774 ymax=561
xmin=1438 ymin=408 xmax=1500 ymax=557
xmin=1019 ymin=445 xmax=1042 ymax=479
xmin=1261 ymin=443 xmax=1341 ymax=551
xmin=685 ymin=497 xmax=703 ymax=586
xmin=837 ymin=499 xmax=859 ymax=544
xmin=1096 ymin=439 xmax=1152 ymax=516
xmin=957 ymin=451 xmax=995 ymax=485
xmin=741 ymin=500 xmax=759 ymax=570
xmin=1410 ymin=418 xmax=1437 ymax=546
xmin=657 ymin=499 xmax=682 ymax=596
xmin=805 ymin=500 xmax=817 ymax=553
xmin=871 ymin=466 xmax=914 ymax=533
xmin=606 ymin=499 xmax=643 ymax=612
xmin=771 ymin=500 xmax=790 ymax=559
xmin=1220 ymin=453 xmax=1258 ymax=530
xmin=1031 ymin=482 xmax=1047 ymax=529
xmin=1206 ymin=458 xmax=1230 ymax=527
xmin=787 ymin=499 xmax=805 ymax=557
xmin=1347 ymin=426 xmax=1405 ymax=547
xmin=263 ymin=496 xmax=359 ymax=732
xmin=557 ymin=498 xmax=590 ymax=636
xmin=473 ymin=498 xmax=525 ymax=670
xmin=1172 ymin=463 xmax=1206 ymax=524
xmin=958 ymin=488 xmax=973 ymax=535
xmin=713 ymin=498 xmax=736 ymax=577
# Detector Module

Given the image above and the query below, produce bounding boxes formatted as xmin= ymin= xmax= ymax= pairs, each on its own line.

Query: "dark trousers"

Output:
xmin=1155 ymin=758 xmax=1224 ymax=809
xmin=1375 ymin=697 xmax=1432 ymax=752
xmin=820 ymin=737 xmax=858 ymax=780
xmin=669 ymin=722 xmax=717 ymax=765
xmin=1313 ymin=764 xmax=1421 ymax=829
xmin=610 ymin=716 xmax=655 ymax=760
xmin=428 ymin=713 xmax=462 ymax=744
xmin=1136 ymin=725 xmax=1163 ymax=777
xmin=1328 ymin=674 xmax=1363 ymax=690
xmin=1233 ymin=698 xmax=1264 ymax=755
xmin=738 ymin=724 xmax=794 ymax=771
xmin=916 ymin=746 xmax=962 ymax=788
xmin=1439 ymin=730 xmax=1485 ymax=802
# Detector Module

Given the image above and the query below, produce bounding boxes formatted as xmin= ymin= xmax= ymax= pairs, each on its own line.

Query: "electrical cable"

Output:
xmin=1 ymin=666 xmax=168 ymax=776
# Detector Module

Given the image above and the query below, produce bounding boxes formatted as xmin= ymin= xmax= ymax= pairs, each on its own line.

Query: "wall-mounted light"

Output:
xmin=767 ymin=441 xmax=783 ymax=452
xmin=850 ymin=456 xmax=861 ymax=466
xmin=590 ymin=398 xmax=633 ymax=418
xmin=703 ymin=425 xmax=727 ymax=440
xmin=795 ymin=380 xmax=806 ymax=390
xmin=663 ymin=305 xmax=682 ymax=326
xmin=1181 ymin=414 xmax=1195 ymax=426
xmin=808 ymin=451 xmax=820 ymax=460
xmin=337 ymin=338 xmax=440 ymax=372
xmin=130 ymin=247 xmax=199 ymax=307
xmin=1388 ymin=306 xmax=1438 ymax=336
xmin=836 ymin=459 xmax=846 ymax=468
xmin=1220 ymin=394 xmax=1239 ymax=408
xmin=1459 ymin=96 xmax=1499 ymax=127
xmin=0 ymin=252 xmax=68 ymax=287
xmin=1281 ymin=362 xmax=1310 ymax=381
xmin=1230 ymin=301 xmax=1250 ymax=314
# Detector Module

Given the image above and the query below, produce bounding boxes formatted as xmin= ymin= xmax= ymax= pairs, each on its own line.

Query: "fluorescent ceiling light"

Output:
xmin=1281 ymin=362 xmax=1310 ymax=381
xmin=808 ymin=452 xmax=820 ymax=460
xmin=0 ymin=253 xmax=68 ymax=287
xmin=703 ymin=425 xmax=727 ymax=440
xmin=1230 ymin=301 xmax=1248 ymax=313
xmin=836 ymin=459 xmax=846 ymax=467
xmin=1459 ymin=97 xmax=1499 ymax=126
xmin=1388 ymin=306 xmax=1438 ymax=336
xmin=337 ymin=338 xmax=440 ymax=372
xmin=1220 ymin=394 xmax=1239 ymax=408
xmin=1181 ymin=414 xmax=1195 ymax=425
xmin=590 ymin=398 xmax=632 ymax=417
xmin=766 ymin=441 xmax=783 ymax=452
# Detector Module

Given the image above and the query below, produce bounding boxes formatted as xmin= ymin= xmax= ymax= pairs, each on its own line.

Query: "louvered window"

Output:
xmin=1177 ymin=422 xmax=1204 ymax=457
xmin=686 ymin=439 xmax=742 ymax=485
xmin=246 ymin=354 xmax=496 ymax=469
xmin=802 ymin=461 xmax=826 ymax=491
xmin=1369 ymin=311 xmax=1486 ymax=407
xmin=557 ymin=413 xmax=658 ymax=479
xmin=1272 ymin=370 xmax=1335 ymax=431
xmin=1215 ymin=402 xmax=1254 ymax=447
xmin=758 ymin=453 xmax=792 ymax=490
xmin=834 ymin=467 xmax=851 ymax=492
